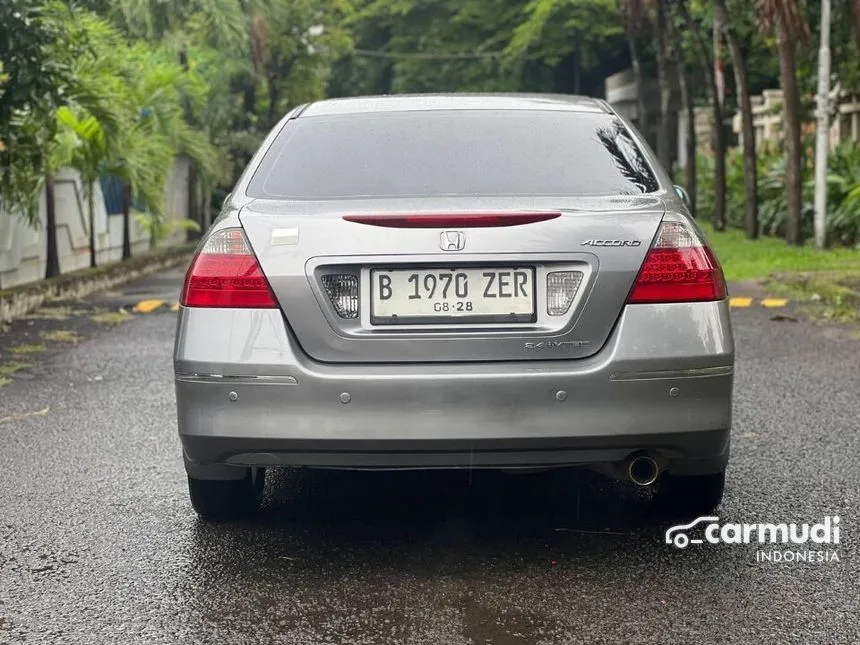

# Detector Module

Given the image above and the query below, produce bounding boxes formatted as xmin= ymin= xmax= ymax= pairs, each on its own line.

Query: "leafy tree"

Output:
xmin=0 ymin=0 xmax=74 ymax=226
xmin=98 ymin=0 xmax=253 ymax=56
xmin=55 ymin=107 xmax=117 ymax=267
xmin=255 ymin=0 xmax=354 ymax=129
xmin=505 ymin=0 xmax=623 ymax=94
xmin=344 ymin=0 xmax=522 ymax=94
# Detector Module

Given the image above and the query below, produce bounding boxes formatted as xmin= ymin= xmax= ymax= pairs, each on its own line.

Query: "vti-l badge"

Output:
xmin=440 ymin=231 xmax=466 ymax=251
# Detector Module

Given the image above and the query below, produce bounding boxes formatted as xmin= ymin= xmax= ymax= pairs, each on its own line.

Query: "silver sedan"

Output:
xmin=174 ymin=94 xmax=734 ymax=521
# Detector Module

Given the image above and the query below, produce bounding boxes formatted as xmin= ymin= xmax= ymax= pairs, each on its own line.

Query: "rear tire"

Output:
xmin=187 ymin=467 xmax=266 ymax=521
xmin=656 ymin=469 xmax=725 ymax=518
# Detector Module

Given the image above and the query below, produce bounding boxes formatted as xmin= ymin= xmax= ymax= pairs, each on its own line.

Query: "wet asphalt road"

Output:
xmin=1 ymin=270 xmax=859 ymax=644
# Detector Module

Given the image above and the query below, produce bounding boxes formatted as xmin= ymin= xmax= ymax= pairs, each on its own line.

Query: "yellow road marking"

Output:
xmin=761 ymin=298 xmax=788 ymax=308
xmin=729 ymin=297 xmax=753 ymax=308
xmin=133 ymin=299 xmax=165 ymax=313
xmin=170 ymin=303 xmax=180 ymax=312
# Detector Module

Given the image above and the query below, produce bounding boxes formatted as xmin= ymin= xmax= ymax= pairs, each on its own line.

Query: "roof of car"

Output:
xmin=299 ymin=93 xmax=610 ymax=118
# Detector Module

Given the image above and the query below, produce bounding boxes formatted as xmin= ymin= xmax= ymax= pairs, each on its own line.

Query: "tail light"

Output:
xmin=627 ymin=220 xmax=727 ymax=304
xmin=180 ymin=228 xmax=277 ymax=308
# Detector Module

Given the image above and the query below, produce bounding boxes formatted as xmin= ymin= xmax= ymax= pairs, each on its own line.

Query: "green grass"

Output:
xmin=766 ymin=272 xmax=860 ymax=323
xmin=699 ymin=223 xmax=860 ymax=282
xmin=90 ymin=309 xmax=132 ymax=325
xmin=22 ymin=306 xmax=73 ymax=321
xmin=9 ymin=343 xmax=47 ymax=355
xmin=0 ymin=361 xmax=33 ymax=386
xmin=40 ymin=329 xmax=83 ymax=343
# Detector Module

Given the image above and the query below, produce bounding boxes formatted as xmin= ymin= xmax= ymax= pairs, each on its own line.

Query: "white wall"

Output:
xmin=0 ymin=160 xmax=190 ymax=289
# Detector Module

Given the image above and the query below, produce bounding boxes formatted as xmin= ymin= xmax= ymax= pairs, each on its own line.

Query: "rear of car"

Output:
xmin=173 ymin=95 xmax=733 ymax=520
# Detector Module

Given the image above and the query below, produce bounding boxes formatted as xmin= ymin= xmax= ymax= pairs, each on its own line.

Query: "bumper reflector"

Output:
xmin=546 ymin=271 xmax=584 ymax=315
xmin=322 ymin=274 xmax=360 ymax=319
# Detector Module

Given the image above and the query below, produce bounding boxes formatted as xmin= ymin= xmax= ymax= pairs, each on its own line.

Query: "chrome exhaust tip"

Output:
xmin=627 ymin=455 xmax=659 ymax=486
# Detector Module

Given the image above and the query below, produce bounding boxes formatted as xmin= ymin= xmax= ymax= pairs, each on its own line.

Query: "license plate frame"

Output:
xmin=370 ymin=266 xmax=537 ymax=326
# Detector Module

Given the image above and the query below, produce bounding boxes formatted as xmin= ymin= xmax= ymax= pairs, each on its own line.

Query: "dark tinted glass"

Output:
xmin=247 ymin=110 xmax=659 ymax=199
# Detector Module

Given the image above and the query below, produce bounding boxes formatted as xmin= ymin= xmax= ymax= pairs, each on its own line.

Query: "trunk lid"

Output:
xmin=239 ymin=195 xmax=665 ymax=363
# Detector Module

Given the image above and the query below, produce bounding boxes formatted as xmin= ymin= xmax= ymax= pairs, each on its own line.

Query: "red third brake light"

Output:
xmin=342 ymin=212 xmax=561 ymax=228
xmin=627 ymin=221 xmax=727 ymax=304
xmin=180 ymin=228 xmax=277 ymax=308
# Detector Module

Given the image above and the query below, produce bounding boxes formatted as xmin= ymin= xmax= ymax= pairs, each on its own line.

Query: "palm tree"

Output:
xmin=55 ymin=108 xmax=113 ymax=267
xmin=109 ymin=0 xmax=253 ymax=55
xmin=758 ymin=0 xmax=809 ymax=246
xmin=716 ymin=0 xmax=758 ymax=239
xmin=120 ymin=46 xmax=220 ymax=246
xmin=676 ymin=0 xmax=727 ymax=231
xmin=103 ymin=0 xmax=254 ymax=238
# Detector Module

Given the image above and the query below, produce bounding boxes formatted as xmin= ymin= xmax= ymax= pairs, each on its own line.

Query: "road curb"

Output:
xmin=0 ymin=243 xmax=196 ymax=325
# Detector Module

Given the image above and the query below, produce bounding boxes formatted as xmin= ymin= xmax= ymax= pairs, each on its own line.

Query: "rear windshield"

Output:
xmin=247 ymin=110 xmax=659 ymax=200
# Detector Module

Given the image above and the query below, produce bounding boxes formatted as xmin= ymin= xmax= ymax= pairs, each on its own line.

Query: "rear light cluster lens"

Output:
xmin=322 ymin=274 xmax=360 ymax=319
xmin=546 ymin=271 xmax=584 ymax=315
xmin=180 ymin=228 xmax=278 ymax=308
xmin=627 ymin=221 xmax=727 ymax=304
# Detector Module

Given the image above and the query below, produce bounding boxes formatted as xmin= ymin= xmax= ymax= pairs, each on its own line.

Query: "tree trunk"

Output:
xmin=186 ymin=163 xmax=199 ymax=242
xmin=267 ymin=75 xmax=280 ymax=129
xmin=849 ymin=0 xmax=860 ymax=50
xmin=87 ymin=181 xmax=97 ymax=268
xmin=776 ymin=16 xmax=804 ymax=246
xmin=717 ymin=0 xmax=758 ymax=239
xmin=627 ymin=34 xmax=649 ymax=138
xmin=667 ymin=7 xmax=697 ymax=216
xmin=44 ymin=173 xmax=60 ymax=279
xmin=243 ymin=81 xmax=256 ymax=128
xmin=178 ymin=50 xmax=202 ymax=244
xmin=682 ymin=78 xmax=697 ymax=217
xmin=202 ymin=182 xmax=212 ymax=231
xmin=121 ymin=182 xmax=132 ymax=260
xmin=678 ymin=0 xmax=726 ymax=230
xmin=573 ymin=52 xmax=582 ymax=95
xmin=655 ymin=0 xmax=673 ymax=170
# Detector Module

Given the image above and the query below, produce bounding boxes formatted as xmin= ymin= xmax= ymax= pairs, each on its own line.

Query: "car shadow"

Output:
xmin=261 ymin=466 xmax=666 ymax=532
xmin=185 ymin=467 xmax=695 ymax=574
xmin=177 ymin=468 xmax=744 ymax=639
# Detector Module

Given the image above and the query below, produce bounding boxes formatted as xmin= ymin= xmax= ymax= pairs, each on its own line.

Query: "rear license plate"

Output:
xmin=371 ymin=267 xmax=535 ymax=324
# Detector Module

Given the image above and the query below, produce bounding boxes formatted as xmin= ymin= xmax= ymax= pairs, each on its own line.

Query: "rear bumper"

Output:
xmin=180 ymin=432 xmax=730 ymax=478
xmin=174 ymin=301 xmax=733 ymax=475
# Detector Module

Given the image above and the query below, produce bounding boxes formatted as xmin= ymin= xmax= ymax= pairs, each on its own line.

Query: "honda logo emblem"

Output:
xmin=440 ymin=231 xmax=466 ymax=251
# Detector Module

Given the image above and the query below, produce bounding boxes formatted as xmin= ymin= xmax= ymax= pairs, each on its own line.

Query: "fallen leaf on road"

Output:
xmin=0 ymin=406 xmax=50 ymax=424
